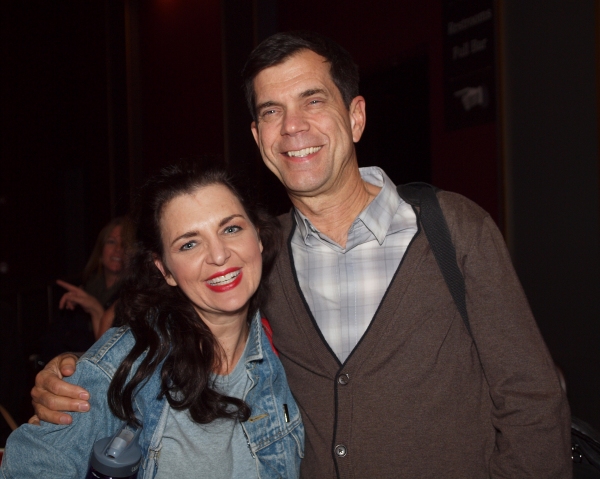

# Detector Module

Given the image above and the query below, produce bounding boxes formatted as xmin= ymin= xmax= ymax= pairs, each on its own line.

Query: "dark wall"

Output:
xmin=502 ymin=1 xmax=600 ymax=428
xmin=136 ymin=0 xmax=224 ymax=177
xmin=357 ymin=56 xmax=431 ymax=186
xmin=1 ymin=1 xmax=122 ymax=289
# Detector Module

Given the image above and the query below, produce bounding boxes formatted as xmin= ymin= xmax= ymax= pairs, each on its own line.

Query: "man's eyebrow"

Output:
xmin=255 ymin=88 xmax=328 ymax=112
xmin=255 ymin=100 xmax=280 ymax=112
xmin=300 ymin=88 xmax=327 ymax=99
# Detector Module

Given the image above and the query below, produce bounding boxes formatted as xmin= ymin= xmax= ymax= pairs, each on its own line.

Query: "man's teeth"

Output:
xmin=207 ymin=270 xmax=240 ymax=286
xmin=286 ymin=146 xmax=321 ymax=157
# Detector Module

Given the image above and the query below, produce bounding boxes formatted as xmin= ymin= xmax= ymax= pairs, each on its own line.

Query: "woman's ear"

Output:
xmin=255 ymin=227 xmax=263 ymax=254
xmin=154 ymin=257 xmax=177 ymax=287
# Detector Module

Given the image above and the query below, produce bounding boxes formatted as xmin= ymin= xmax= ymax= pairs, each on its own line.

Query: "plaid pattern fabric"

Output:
xmin=291 ymin=167 xmax=418 ymax=362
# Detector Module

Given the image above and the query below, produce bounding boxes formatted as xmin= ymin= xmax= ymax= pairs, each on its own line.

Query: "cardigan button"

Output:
xmin=337 ymin=373 xmax=349 ymax=385
xmin=335 ymin=444 xmax=347 ymax=457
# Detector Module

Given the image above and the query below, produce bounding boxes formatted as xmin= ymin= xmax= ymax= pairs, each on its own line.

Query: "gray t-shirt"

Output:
xmin=154 ymin=340 xmax=257 ymax=479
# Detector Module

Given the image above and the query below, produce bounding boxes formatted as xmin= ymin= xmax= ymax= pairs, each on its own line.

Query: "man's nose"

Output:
xmin=280 ymin=108 xmax=309 ymax=136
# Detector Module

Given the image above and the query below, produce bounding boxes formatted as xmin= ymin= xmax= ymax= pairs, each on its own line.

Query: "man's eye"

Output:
xmin=307 ymin=99 xmax=324 ymax=107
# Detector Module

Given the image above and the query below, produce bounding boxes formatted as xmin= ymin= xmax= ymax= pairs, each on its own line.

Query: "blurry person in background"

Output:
xmin=57 ymin=216 xmax=134 ymax=338
xmin=40 ymin=217 xmax=134 ymax=363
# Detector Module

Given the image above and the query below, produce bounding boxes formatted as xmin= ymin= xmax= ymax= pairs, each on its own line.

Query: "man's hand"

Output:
xmin=30 ymin=353 xmax=90 ymax=425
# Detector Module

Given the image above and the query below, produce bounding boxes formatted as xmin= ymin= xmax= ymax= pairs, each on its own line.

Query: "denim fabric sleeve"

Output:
xmin=0 ymin=359 xmax=122 ymax=479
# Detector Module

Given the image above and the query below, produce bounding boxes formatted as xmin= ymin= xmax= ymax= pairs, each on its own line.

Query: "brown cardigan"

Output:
xmin=263 ymin=191 xmax=572 ymax=479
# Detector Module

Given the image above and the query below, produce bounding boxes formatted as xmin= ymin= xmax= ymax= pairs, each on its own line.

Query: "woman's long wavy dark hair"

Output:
xmin=107 ymin=163 xmax=280 ymax=425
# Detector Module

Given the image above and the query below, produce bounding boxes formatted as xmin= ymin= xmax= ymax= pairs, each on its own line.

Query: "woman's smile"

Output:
xmin=205 ymin=268 xmax=243 ymax=292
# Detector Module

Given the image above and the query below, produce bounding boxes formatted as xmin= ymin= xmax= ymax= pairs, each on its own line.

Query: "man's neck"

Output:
xmin=290 ymin=171 xmax=381 ymax=248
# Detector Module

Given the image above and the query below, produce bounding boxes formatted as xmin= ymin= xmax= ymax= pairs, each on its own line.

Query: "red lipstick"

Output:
xmin=205 ymin=268 xmax=243 ymax=293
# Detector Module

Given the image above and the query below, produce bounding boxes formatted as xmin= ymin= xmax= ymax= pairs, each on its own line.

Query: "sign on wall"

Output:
xmin=443 ymin=0 xmax=496 ymax=130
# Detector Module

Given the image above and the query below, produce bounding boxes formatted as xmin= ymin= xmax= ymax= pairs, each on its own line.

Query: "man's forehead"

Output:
xmin=253 ymin=50 xmax=335 ymax=100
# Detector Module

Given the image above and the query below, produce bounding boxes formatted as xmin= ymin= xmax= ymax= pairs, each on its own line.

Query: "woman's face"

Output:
xmin=155 ymin=184 xmax=263 ymax=323
xmin=101 ymin=225 xmax=125 ymax=276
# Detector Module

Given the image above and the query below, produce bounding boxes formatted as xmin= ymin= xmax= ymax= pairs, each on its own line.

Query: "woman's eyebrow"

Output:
xmin=170 ymin=230 xmax=198 ymax=247
xmin=219 ymin=214 xmax=244 ymax=227
xmin=170 ymin=214 xmax=246 ymax=246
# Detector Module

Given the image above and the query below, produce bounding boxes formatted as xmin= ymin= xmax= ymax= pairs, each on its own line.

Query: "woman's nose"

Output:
xmin=206 ymin=240 xmax=230 ymax=265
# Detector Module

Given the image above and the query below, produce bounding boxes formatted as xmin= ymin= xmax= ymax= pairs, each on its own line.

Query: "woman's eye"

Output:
xmin=181 ymin=241 xmax=196 ymax=251
xmin=224 ymin=225 xmax=241 ymax=234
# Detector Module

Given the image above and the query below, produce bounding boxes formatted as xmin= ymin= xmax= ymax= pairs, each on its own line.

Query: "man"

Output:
xmin=31 ymin=31 xmax=571 ymax=478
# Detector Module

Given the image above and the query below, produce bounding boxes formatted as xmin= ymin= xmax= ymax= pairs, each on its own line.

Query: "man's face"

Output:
xmin=251 ymin=49 xmax=366 ymax=199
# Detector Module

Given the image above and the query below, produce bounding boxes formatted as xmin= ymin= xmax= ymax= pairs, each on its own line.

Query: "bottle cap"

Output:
xmin=90 ymin=423 xmax=142 ymax=478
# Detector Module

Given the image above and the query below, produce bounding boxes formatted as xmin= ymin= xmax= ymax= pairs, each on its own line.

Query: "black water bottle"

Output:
xmin=87 ymin=422 xmax=142 ymax=479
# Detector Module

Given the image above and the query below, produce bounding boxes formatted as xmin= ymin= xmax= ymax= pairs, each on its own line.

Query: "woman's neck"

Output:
xmin=104 ymin=270 xmax=119 ymax=289
xmin=202 ymin=312 xmax=250 ymax=375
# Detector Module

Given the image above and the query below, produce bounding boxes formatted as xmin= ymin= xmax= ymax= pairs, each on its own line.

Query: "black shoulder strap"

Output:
xmin=397 ymin=183 xmax=472 ymax=338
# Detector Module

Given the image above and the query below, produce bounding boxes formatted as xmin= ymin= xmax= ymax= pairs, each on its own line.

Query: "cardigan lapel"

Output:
xmin=267 ymin=211 xmax=342 ymax=373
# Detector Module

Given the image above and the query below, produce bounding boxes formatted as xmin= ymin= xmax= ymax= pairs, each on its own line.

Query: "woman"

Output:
xmin=57 ymin=216 xmax=133 ymax=339
xmin=40 ymin=217 xmax=133 ymax=364
xmin=2 ymin=164 xmax=304 ymax=478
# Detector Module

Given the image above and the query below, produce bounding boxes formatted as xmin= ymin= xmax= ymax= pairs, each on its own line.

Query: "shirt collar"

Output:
xmin=245 ymin=310 xmax=264 ymax=364
xmin=293 ymin=166 xmax=401 ymax=245
xmin=356 ymin=167 xmax=401 ymax=244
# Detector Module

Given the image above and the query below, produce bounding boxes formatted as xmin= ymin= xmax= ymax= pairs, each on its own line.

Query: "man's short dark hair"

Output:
xmin=242 ymin=31 xmax=359 ymax=122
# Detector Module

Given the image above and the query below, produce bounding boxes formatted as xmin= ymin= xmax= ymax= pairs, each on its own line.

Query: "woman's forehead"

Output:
xmin=161 ymin=184 xmax=247 ymax=229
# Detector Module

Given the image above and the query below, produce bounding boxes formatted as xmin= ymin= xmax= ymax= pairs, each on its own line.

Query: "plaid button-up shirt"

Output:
xmin=291 ymin=167 xmax=418 ymax=363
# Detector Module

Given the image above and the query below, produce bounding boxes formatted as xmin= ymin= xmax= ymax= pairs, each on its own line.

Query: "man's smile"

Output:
xmin=285 ymin=146 xmax=322 ymax=158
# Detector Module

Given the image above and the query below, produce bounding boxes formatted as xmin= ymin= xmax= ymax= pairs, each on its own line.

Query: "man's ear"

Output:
xmin=154 ymin=257 xmax=177 ymax=287
xmin=251 ymin=121 xmax=259 ymax=146
xmin=349 ymin=96 xmax=366 ymax=143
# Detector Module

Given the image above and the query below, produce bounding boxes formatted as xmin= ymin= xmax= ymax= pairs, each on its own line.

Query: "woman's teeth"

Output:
xmin=207 ymin=270 xmax=240 ymax=286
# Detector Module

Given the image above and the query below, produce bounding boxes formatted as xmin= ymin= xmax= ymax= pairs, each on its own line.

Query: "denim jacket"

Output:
xmin=1 ymin=312 xmax=304 ymax=479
